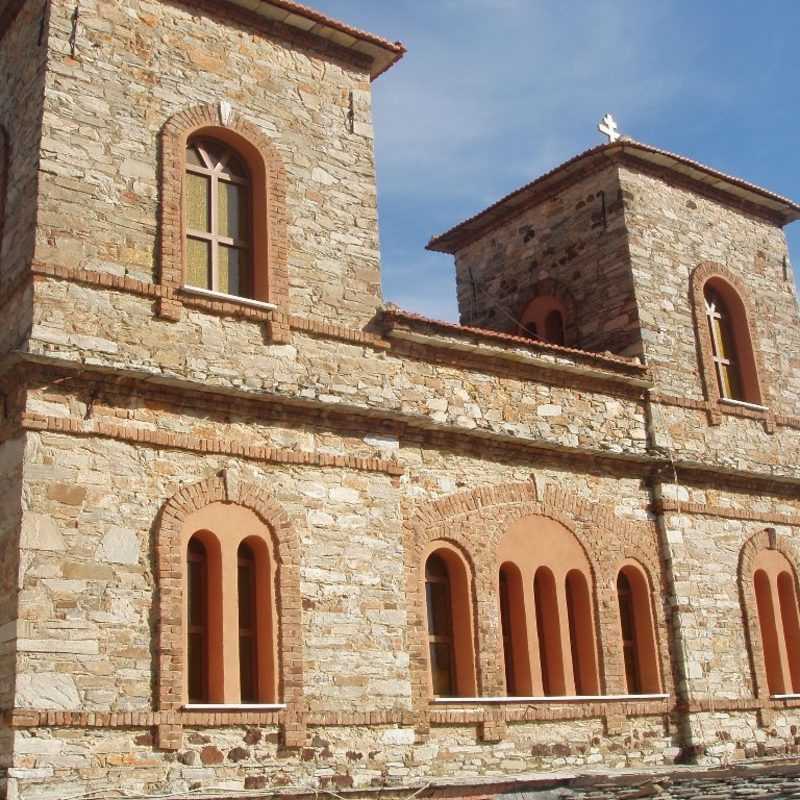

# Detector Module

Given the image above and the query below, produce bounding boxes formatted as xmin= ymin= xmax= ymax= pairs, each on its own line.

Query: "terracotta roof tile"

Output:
xmin=383 ymin=307 xmax=647 ymax=372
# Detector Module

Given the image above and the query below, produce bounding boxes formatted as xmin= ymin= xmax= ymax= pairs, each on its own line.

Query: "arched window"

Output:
xmin=534 ymin=567 xmax=565 ymax=696
xmin=183 ymin=505 xmax=277 ymax=706
xmin=238 ymin=542 xmax=258 ymax=703
xmin=566 ymin=570 xmax=599 ymax=695
xmin=426 ymin=553 xmax=455 ymax=696
xmin=701 ymin=277 xmax=761 ymax=404
xmin=499 ymin=563 xmax=531 ymax=696
xmin=616 ymin=565 xmax=661 ymax=695
xmin=519 ymin=296 xmax=568 ymax=345
xmin=187 ymin=537 xmax=209 ymax=704
xmin=185 ymin=138 xmax=251 ymax=298
xmin=424 ymin=548 xmax=477 ymax=698
xmin=751 ymin=550 xmax=800 ymax=696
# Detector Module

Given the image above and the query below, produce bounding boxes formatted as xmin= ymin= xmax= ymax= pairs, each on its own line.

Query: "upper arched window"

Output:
xmin=751 ymin=550 xmax=800 ymax=695
xmin=616 ymin=565 xmax=661 ymax=695
xmin=424 ymin=548 xmax=477 ymax=698
xmin=519 ymin=296 xmax=567 ymax=345
xmin=701 ymin=277 xmax=761 ymax=404
xmin=185 ymin=138 xmax=252 ymax=298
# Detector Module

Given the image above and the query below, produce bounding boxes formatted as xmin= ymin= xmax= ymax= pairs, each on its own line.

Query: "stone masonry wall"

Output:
xmin=37 ymin=0 xmax=382 ymax=328
xmin=452 ymin=165 xmax=642 ymax=358
xmin=620 ymin=165 xmax=800 ymax=417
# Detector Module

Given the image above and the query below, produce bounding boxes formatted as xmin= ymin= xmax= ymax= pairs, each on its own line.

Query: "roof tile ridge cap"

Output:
xmin=258 ymin=0 xmax=406 ymax=52
xmin=385 ymin=307 xmax=645 ymax=369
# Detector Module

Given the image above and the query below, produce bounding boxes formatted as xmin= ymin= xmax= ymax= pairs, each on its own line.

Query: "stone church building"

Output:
xmin=1 ymin=0 xmax=800 ymax=797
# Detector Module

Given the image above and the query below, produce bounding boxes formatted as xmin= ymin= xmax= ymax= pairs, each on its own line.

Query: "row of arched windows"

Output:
xmin=423 ymin=520 xmax=662 ymax=700
xmin=183 ymin=518 xmax=800 ymax=706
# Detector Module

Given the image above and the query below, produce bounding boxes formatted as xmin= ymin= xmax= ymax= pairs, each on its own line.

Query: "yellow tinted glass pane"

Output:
xmin=186 ymin=238 xmax=210 ymax=289
xmin=219 ymin=245 xmax=248 ymax=297
xmin=218 ymin=180 xmax=247 ymax=240
xmin=186 ymin=173 xmax=210 ymax=232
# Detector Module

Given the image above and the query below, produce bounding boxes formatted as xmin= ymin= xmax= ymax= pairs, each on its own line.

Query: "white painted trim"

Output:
xmin=431 ymin=694 xmax=669 ymax=705
xmin=771 ymin=694 xmax=800 ymax=700
xmin=180 ymin=285 xmax=278 ymax=311
xmin=719 ymin=397 xmax=768 ymax=412
xmin=183 ymin=703 xmax=286 ymax=711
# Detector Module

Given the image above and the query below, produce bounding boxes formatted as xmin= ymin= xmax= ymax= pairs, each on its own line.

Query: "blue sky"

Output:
xmin=311 ymin=1 xmax=800 ymax=322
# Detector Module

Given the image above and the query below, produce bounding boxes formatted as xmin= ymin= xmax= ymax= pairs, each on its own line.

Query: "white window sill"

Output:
xmin=183 ymin=703 xmax=286 ymax=711
xmin=431 ymin=694 xmax=669 ymax=704
xmin=180 ymin=285 xmax=278 ymax=311
xmin=771 ymin=694 xmax=800 ymax=700
xmin=719 ymin=397 xmax=768 ymax=412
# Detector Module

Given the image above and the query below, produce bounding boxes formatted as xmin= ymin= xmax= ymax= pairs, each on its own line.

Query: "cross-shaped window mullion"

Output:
xmin=706 ymin=302 xmax=729 ymax=398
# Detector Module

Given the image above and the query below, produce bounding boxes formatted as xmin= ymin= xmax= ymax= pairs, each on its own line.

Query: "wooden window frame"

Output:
xmin=185 ymin=139 xmax=252 ymax=298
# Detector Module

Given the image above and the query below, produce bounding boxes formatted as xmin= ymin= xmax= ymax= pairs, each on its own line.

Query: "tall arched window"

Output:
xmin=751 ymin=550 xmax=800 ymax=696
xmin=566 ymin=570 xmax=598 ymax=695
xmin=499 ymin=563 xmax=531 ymax=696
xmin=424 ymin=548 xmax=477 ymax=698
xmin=238 ymin=542 xmax=258 ymax=704
xmin=534 ymin=567 xmax=565 ymax=696
xmin=426 ymin=553 xmax=455 ymax=696
xmin=700 ymin=277 xmax=761 ymax=404
xmin=616 ymin=565 xmax=661 ymax=694
xmin=185 ymin=138 xmax=251 ymax=298
xmin=187 ymin=537 xmax=209 ymax=704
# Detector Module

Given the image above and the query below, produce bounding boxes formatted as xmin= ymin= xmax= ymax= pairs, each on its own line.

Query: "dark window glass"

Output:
xmin=187 ymin=537 xmax=208 ymax=704
xmin=617 ymin=571 xmax=641 ymax=694
xmin=238 ymin=542 xmax=258 ymax=704
xmin=425 ymin=554 xmax=455 ymax=696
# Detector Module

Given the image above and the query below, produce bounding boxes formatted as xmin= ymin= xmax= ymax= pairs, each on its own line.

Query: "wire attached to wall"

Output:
xmin=69 ymin=3 xmax=80 ymax=57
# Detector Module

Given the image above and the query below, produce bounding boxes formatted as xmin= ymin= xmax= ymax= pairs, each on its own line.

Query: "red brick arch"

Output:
xmin=739 ymin=529 xmax=800 ymax=701
xmin=158 ymin=101 xmax=289 ymax=315
xmin=690 ymin=261 xmax=768 ymax=409
xmin=403 ymin=481 xmax=668 ymax=726
xmin=155 ymin=471 xmax=303 ymax=747
xmin=515 ymin=278 xmax=578 ymax=346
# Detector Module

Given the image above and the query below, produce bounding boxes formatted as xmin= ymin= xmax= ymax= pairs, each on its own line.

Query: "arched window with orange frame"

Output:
xmin=616 ymin=564 xmax=661 ymax=695
xmin=424 ymin=548 xmax=477 ymax=698
xmin=751 ymin=549 xmax=800 ymax=696
xmin=519 ymin=295 xmax=567 ymax=345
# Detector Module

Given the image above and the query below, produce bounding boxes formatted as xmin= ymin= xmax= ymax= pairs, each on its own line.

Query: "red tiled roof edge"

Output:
xmin=258 ymin=0 xmax=406 ymax=74
xmin=382 ymin=307 xmax=648 ymax=373
xmin=427 ymin=139 xmax=800 ymax=253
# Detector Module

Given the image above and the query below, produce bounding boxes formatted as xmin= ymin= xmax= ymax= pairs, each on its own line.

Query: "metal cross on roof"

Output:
xmin=598 ymin=113 xmax=620 ymax=143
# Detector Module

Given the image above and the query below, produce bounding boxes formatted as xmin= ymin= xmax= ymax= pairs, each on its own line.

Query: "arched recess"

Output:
xmin=159 ymin=102 xmax=288 ymax=309
xmin=615 ymin=561 xmax=662 ymax=694
xmin=404 ymin=482 xmax=667 ymax=715
xmin=499 ymin=562 xmax=530 ymax=696
xmin=155 ymin=471 xmax=302 ymax=748
xmin=690 ymin=262 xmax=765 ymax=406
xmin=516 ymin=279 xmax=577 ymax=346
xmin=739 ymin=530 xmax=800 ymax=699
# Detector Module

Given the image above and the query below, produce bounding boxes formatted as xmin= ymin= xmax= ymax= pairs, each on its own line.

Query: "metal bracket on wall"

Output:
xmin=69 ymin=4 xmax=79 ymax=57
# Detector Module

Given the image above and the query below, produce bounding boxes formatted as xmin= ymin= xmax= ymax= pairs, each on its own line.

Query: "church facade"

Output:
xmin=1 ymin=1 xmax=800 ymax=798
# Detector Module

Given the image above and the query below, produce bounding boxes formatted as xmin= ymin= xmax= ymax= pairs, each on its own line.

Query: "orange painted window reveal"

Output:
xmin=497 ymin=516 xmax=600 ymax=697
xmin=703 ymin=280 xmax=761 ymax=404
xmin=519 ymin=296 xmax=567 ymax=345
xmin=752 ymin=550 xmax=800 ymax=695
xmin=424 ymin=547 xmax=478 ymax=697
xmin=616 ymin=565 xmax=661 ymax=695
xmin=182 ymin=504 xmax=278 ymax=705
